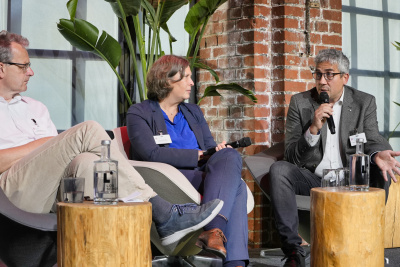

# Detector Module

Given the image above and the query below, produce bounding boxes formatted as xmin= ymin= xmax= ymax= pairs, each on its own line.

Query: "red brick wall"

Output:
xmin=197 ymin=0 xmax=342 ymax=248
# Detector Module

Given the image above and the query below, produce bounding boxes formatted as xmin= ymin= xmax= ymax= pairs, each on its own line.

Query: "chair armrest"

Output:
xmin=244 ymin=142 xmax=284 ymax=188
xmin=0 ymin=189 xmax=57 ymax=231
xmin=129 ymin=160 xmax=201 ymax=205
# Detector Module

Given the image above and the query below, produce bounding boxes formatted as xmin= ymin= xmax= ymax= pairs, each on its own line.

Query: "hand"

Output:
xmin=374 ymin=150 xmax=400 ymax=182
xmin=198 ymin=150 xmax=203 ymax=161
xmin=215 ymin=141 xmax=232 ymax=152
xmin=310 ymin=103 xmax=333 ymax=135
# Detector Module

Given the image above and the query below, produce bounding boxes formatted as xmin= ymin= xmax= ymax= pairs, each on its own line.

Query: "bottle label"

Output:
xmin=349 ymin=132 xmax=367 ymax=146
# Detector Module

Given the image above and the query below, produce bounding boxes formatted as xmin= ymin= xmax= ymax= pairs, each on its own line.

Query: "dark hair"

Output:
xmin=315 ymin=49 xmax=350 ymax=74
xmin=0 ymin=31 xmax=29 ymax=62
xmin=146 ymin=55 xmax=190 ymax=101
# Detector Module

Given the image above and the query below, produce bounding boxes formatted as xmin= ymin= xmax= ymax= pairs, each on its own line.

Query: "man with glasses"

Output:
xmin=0 ymin=30 xmax=224 ymax=246
xmin=269 ymin=49 xmax=400 ymax=266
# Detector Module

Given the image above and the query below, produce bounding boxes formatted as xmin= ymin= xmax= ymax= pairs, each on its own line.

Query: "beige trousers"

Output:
xmin=0 ymin=121 xmax=156 ymax=213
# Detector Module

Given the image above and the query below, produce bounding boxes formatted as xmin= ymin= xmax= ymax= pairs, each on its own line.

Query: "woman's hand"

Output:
xmin=215 ymin=141 xmax=232 ymax=152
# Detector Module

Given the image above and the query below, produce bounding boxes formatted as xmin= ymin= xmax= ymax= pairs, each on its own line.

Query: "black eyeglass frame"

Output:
xmin=312 ymin=72 xmax=343 ymax=81
xmin=2 ymin=62 xmax=31 ymax=71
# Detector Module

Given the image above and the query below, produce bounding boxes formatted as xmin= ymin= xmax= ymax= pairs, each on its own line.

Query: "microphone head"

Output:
xmin=319 ymin=91 xmax=330 ymax=103
xmin=238 ymin=137 xmax=252 ymax=147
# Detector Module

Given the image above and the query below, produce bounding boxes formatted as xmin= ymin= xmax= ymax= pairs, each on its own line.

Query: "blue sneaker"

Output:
xmin=157 ymin=199 xmax=224 ymax=246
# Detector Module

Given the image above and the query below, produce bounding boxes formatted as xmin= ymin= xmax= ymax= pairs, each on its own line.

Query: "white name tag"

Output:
xmin=154 ymin=134 xmax=172 ymax=145
xmin=349 ymin=132 xmax=367 ymax=146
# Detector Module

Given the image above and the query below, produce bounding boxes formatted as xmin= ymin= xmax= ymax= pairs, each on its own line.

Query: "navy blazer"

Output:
xmin=285 ymin=86 xmax=392 ymax=173
xmin=126 ymin=100 xmax=217 ymax=169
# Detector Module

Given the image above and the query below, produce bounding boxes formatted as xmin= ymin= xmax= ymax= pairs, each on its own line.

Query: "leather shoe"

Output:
xmin=282 ymin=251 xmax=305 ymax=267
xmin=195 ymin=228 xmax=227 ymax=259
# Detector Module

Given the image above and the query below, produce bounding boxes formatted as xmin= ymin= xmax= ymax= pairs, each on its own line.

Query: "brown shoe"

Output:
xmin=195 ymin=228 xmax=227 ymax=259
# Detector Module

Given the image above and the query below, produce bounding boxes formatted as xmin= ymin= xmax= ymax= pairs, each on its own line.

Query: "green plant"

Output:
xmin=57 ymin=0 xmax=256 ymax=112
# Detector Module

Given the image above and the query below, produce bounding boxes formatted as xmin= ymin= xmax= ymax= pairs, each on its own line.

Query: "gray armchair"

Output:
xmin=244 ymin=142 xmax=311 ymax=243
xmin=0 ymin=187 xmax=57 ymax=267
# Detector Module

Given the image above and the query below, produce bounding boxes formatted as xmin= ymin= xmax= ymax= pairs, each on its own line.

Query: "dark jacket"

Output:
xmin=126 ymin=100 xmax=216 ymax=169
xmin=285 ymin=86 xmax=392 ymax=173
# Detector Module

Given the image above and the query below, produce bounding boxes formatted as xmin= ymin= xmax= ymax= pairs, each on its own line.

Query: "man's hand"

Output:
xmin=374 ymin=150 xmax=400 ymax=182
xmin=310 ymin=103 xmax=333 ymax=135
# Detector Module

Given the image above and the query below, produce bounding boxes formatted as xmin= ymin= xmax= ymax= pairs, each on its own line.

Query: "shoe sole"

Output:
xmin=195 ymin=240 xmax=227 ymax=259
xmin=160 ymin=200 xmax=224 ymax=246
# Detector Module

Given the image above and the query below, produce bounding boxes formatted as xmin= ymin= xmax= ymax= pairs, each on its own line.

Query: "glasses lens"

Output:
xmin=313 ymin=72 xmax=322 ymax=80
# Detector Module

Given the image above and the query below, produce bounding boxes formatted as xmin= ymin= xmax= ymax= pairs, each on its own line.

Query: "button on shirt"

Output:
xmin=0 ymin=95 xmax=57 ymax=150
xmin=161 ymin=107 xmax=200 ymax=150
xmin=305 ymin=89 xmax=345 ymax=177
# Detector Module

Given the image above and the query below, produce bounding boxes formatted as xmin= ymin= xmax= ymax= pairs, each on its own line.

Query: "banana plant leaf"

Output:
xmin=57 ymin=18 xmax=121 ymax=69
xmin=193 ymin=61 xmax=219 ymax=83
xmin=184 ymin=0 xmax=227 ymax=36
xmin=393 ymin=41 xmax=400 ymax=50
xmin=198 ymin=83 xmax=257 ymax=104
xmin=66 ymin=0 xmax=78 ymax=20
xmin=105 ymin=0 xmax=141 ymax=18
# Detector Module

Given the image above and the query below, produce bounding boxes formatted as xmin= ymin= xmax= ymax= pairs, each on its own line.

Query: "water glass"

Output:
xmin=321 ymin=169 xmax=338 ymax=187
xmin=61 ymin=177 xmax=85 ymax=203
xmin=336 ymin=167 xmax=350 ymax=188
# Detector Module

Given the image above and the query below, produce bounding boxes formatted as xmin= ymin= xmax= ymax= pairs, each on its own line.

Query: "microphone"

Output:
xmin=319 ymin=92 xmax=336 ymax=134
xmin=203 ymin=137 xmax=252 ymax=156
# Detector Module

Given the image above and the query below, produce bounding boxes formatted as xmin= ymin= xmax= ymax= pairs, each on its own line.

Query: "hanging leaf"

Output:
xmin=393 ymin=41 xmax=400 ymax=50
xmin=184 ymin=0 xmax=226 ymax=36
xmin=198 ymin=83 xmax=257 ymax=104
xmin=193 ymin=61 xmax=219 ymax=83
xmin=57 ymin=18 xmax=121 ymax=68
xmin=66 ymin=0 xmax=78 ymax=20
xmin=105 ymin=0 xmax=141 ymax=18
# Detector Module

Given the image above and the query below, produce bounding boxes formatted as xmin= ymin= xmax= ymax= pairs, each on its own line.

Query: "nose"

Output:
xmin=189 ymin=77 xmax=194 ymax=86
xmin=26 ymin=66 xmax=34 ymax=76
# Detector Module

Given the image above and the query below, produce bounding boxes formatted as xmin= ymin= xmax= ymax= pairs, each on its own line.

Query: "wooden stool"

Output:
xmin=57 ymin=201 xmax=152 ymax=267
xmin=310 ymin=187 xmax=385 ymax=267
xmin=385 ymin=178 xmax=400 ymax=248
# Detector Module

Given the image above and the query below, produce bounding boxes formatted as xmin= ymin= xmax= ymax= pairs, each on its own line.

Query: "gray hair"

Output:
xmin=0 ymin=30 xmax=29 ymax=62
xmin=314 ymin=49 xmax=350 ymax=74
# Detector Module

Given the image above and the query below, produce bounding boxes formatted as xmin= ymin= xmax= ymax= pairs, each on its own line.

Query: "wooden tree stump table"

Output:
xmin=57 ymin=201 xmax=152 ymax=267
xmin=310 ymin=187 xmax=385 ymax=267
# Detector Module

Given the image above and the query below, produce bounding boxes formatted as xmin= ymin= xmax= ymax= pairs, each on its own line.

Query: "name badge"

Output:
xmin=349 ymin=132 xmax=367 ymax=146
xmin=154 ymin=134 xmax=172 ymax=145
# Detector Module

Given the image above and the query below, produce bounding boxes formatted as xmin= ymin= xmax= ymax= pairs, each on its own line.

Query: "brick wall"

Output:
xmin=197 ymin=0 xmax=342 ymax=248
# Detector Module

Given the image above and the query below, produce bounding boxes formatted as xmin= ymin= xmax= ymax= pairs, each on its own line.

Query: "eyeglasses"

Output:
xmin=2 ymin=62 xmax=31 ymax=72
xmin=312 ymin=72 xmax=342 ymax=81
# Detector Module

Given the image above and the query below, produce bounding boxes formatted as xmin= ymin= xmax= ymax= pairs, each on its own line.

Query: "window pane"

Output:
xmin=356 ymin=15 xmax=384 ymax=71
xmin=389 ymin=19 xmax=400 ymax=72
xmin=84 ymin=60 xmax=118 ymax=130
xmin=20 ymin=1 xmax=71 ymax=50
xmin=24 ymin=58 xmax=73 ymax=130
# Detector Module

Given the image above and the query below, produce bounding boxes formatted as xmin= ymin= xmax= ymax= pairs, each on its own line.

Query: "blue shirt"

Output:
xmin=162 ymin=106 xmax=200 ymax=150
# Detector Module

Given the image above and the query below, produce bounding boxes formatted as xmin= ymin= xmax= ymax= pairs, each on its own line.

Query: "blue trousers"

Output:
xmin=180 ymin=148 xmax=249 ymax=264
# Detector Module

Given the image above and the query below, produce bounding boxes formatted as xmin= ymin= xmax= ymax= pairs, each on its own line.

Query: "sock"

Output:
xmin=148 ymin=195 xmax=173 ymax=225
xmin=204 ymin=214 xmax=227 ymax=232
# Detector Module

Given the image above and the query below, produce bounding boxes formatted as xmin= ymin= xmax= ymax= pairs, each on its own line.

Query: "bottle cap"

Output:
xmin=101 ymin=140 xmax=111 ymax=145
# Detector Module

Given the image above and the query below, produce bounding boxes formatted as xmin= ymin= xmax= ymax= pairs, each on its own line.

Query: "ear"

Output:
xmin=342 ymin=73 xmax=350 ymax=85
xmin=0 ymin=63 xmax=5 ymax=78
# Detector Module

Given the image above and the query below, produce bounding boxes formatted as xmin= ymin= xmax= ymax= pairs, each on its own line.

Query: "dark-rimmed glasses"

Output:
xmin=312 ymin=72 xmax=342 ymax=81
xmin=2 ymin=62 xmax=31 ymax=72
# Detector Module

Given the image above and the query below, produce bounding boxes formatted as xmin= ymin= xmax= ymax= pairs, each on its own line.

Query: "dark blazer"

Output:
xmin=285 ymin=86 xmax=392 ymax=173
xmin=126 ymin=100 xmax=217 ymax=169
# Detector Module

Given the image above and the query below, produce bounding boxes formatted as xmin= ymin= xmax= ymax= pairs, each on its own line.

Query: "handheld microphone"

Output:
xmin=319 ymin=92 xmax=336 ymax=134
xmin=203 ymin=137 xmax=252 ymax=156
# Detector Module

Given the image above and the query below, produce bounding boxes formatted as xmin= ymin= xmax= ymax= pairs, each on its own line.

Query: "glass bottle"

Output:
xmin=349 ymin=138 xmax=370 ymax=191
xmin=93 ymin=140 xmax=118 ymax=204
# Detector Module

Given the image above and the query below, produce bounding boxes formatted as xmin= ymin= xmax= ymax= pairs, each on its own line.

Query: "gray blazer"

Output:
xmin=284 ymin=86 xmax=391 ymax=173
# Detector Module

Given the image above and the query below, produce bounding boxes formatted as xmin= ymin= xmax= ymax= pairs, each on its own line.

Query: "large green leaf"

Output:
xmin=198 ymin=83 xmax=257 ymax=104
xmin=57 ymin=18 xmax=121 ymax=68
xmin=105 ymin=0 xmax=141 ymax=18
xmin=159 ymin=0 xmax=190 ymax=26
xmin=184 ymin=0 xmax=226 ymax=35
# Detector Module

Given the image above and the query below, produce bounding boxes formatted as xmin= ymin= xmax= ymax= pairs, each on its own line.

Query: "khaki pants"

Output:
xmin=0 ymin=121 xmax=156 ymax=213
